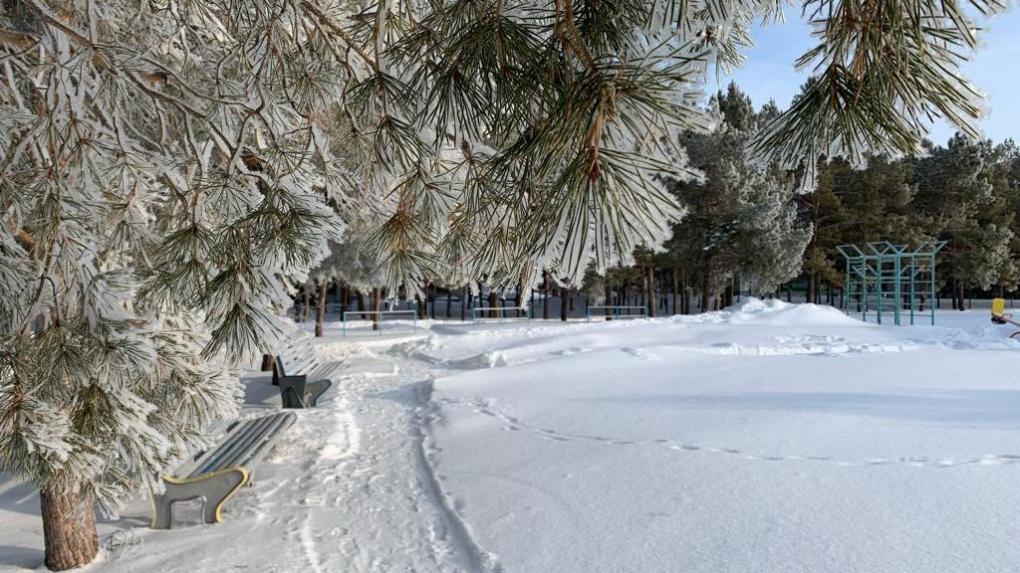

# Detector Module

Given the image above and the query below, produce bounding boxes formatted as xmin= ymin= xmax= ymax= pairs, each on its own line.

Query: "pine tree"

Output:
xmin=0 ymin=1 xmax=1009 ymax=568
xmin=912 ymin=135 xmax=1011 ymax=306
xmin=668 ymin=84 xmax=810 ymax=306
xmin=0 ymin=4 xmax=344 ymax=569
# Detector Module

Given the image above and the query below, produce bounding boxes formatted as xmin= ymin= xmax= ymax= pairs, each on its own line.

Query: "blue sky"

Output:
xmin=718 ymin=8 xmax=1020 ymax=145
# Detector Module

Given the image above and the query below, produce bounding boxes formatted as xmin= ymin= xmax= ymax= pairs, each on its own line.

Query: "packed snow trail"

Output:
xmin=0 ymin=335 xmax=498 ymax=572
xmin=314 ymin=343 xmax=500 ymax=573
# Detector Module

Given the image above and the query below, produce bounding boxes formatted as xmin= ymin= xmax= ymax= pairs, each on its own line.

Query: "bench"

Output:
xmin=150 ymin=412 xmax=296 ymax=529
xmin=991 ymin=298 xmax=1020 ymax=338
xmin=271 ymin=332 xmax=334 ymax=408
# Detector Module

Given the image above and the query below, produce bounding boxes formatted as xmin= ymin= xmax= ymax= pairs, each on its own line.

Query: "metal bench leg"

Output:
xmin=150 ymin=468 xmax=248 ymax=529
xmin=305 ymin=379 xmax=332 ymax=407
xmin=279 ymin=376 xmax=308 ymax=408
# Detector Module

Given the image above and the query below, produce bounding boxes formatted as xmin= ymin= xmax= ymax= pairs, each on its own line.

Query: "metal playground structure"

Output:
xmin=835 ymin=241 xmax=947 ymax=326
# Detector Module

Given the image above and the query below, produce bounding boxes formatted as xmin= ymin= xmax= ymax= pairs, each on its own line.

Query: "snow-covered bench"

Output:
xmin=272 ymin=333 xmax=333 ymax=408
xmin=150 ymin=412 xmax=296 ymax=529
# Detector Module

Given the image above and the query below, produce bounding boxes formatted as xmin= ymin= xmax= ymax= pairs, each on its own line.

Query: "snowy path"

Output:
xmin=297 ymin=349 xmax=496 ymax=572
xmin=1 ymin=336 xmax=493 ymax=572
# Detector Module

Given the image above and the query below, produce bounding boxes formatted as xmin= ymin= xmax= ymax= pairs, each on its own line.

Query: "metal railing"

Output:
xmin=341 ymin=310 xmax=418 ymax=336
xmin=470 ymin=306 xmax=530 ymax=322
xmin=585 ymin=305 xmax=648 ymax=322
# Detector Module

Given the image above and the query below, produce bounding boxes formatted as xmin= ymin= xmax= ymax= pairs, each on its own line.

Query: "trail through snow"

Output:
xmin=0 ymin=336 xmax=496 ymax=572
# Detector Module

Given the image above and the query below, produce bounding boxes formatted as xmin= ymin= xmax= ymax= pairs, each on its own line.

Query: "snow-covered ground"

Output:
xmin=3 ymin=301 xmax=1020 ymax=572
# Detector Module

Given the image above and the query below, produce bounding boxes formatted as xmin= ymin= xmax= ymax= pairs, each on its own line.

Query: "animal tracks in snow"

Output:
xmin=436 ymin=397 xmax=1020 ymax=471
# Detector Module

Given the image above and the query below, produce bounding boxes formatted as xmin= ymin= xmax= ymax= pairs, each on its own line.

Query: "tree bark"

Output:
xmin=260 ymin=354 xmax=276 ymax=371
xmin=700 ymin=264 xmax=711 ymax=313
xmin=671 ymin=267 xmax=678 ymax=315
xmin=542 ymin=271 xmax=550 ymax=320
xmin=371 ymin=287 xmax=381 ymax=330
xmin=560 ymin=287 xmax=569 ymax=321
xmin=646 ymin=266 xmax=656 ymax=317
xmin=301 ymin=284 xmax=311 ymax=322
xmin=638 ymin=273 xmax=646 ymax=309
xmin=41 ymin=486 xmax=98 ymax=571
xmin=462 ymin=285 xmax=469 ymax=321
xmin=428 ymin=283 xmax=436 ymax=319
xmin=340 ymin=284 xmax=349 ymax=321
xmin=315 ymin=280 xmax=327 ymax=337
xmin=604 ymin=281 xmax=613 ymax=320
xmin=489 ymin=290 xmax=499 ymax=318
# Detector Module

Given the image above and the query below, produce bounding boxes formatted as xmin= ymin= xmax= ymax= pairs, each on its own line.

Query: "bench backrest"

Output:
xmin=275 ymin=332 xmax=319 ymax=377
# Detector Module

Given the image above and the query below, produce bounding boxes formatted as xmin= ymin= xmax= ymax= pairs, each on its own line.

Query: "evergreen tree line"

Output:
xmin=303 ymin=84 xmax=1020 ymax=326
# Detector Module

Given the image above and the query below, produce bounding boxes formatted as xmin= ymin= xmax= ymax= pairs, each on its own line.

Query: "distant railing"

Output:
xmin=341 ymin=310 xmax=418 ymax=336
xmin=470 ymin=306 xmax=530 ymax=321
xmin=585 ymin=305 xmax=648 ymax=322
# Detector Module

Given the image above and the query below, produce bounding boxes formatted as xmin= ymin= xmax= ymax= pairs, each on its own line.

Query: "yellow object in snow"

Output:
xmin=992 ymin=298 xmax=1006 ymax=318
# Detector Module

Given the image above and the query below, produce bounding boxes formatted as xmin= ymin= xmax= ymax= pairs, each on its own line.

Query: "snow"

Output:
xmin=4 ymin=300 xmax=1020 ymax=572
xmin=421 ymin=301 xmax=1020 ymax=573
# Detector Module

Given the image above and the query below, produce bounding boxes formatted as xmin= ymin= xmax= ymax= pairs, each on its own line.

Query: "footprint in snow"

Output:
xmin=621 ymin=346 xmax=658 ymax=360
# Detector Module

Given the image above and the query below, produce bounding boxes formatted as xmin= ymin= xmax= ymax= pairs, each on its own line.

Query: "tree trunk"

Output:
xmin=542 ymin=271 xmax=550 ymax=320
xmin=372 ymin=287 xmax=381 ymax=330
xmin=462 ymin=285 xmax=469 ymax=321
xmin=604 ymin=282 xmax=613 ymax=320
xmin=560 ymin=287 xmax=569 ymax=321
xmin=700 ymin=265 xmax=711 ymax=313
xmin=671 ymin=267 xmax=678 ymax=315
xmin=315 ymin=280 xmax=327 ymax=337
xmin=646 ymin=266 xmax=656 ymax=318
xmin=260 ymin=354 xmax=276 ymax=371
xmin=428 ymin=283 xmax=436 ymax=319
xmin=489 ymin=291 xmax=499 ymax=318
xmin=638 ymin=274 xmax=646 ymax=309
xmin=340 ymin=284 xmax=349 ymax=321
xmin=357 ymin=291 xmax=366 ymax=312
xmin=301 ymin=284 xmax=311 ymax=322
xmin=41 ymin=486 xmax=98 ymax=571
